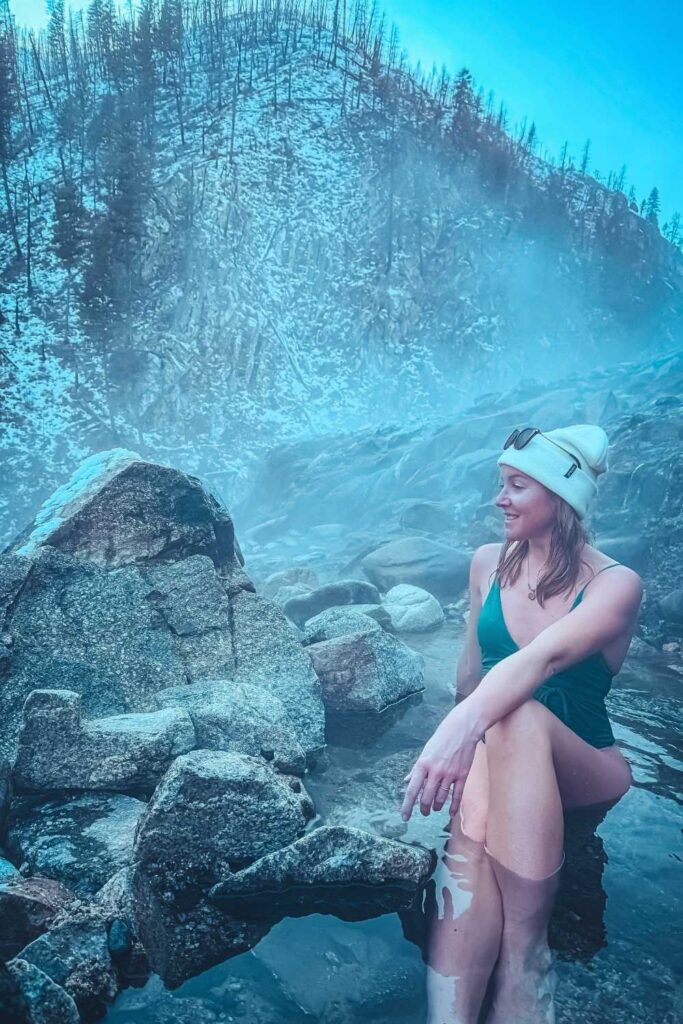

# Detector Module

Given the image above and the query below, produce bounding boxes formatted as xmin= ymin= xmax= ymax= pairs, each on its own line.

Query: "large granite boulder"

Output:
xmin=0 ymin=547 xmax=187 ymax=763
xmin=361 ymin=538 xmax=470 ymax=601
xmin=230 ymin=590 xmax=326 ymax=757
xmin=397 ymin=500 xmax=457 ymax=534
xmin=261 ymin=567 xmax=319 ymax=600
xmin=154 ymin=680 xmax=307 ymax=775
xmin=13 ymin=689 xmax=195 ymax=794
xmin=382 ymin=584 xmax=445 ymax=633
xmin=132 ymin=750 xmax=311 ymax=986
xmin=4 ymin=449 xmax=250 ymax=589
xmin=0 ymin=876 xmax=76 ymax=961
xmin=209 ymin=824 xmax=434 ymax=921
xmin=306 ymin=631 xmax=425 ymax=713
xmin=282 ymin=579 xmax=381 ymax=627
xmin=7 ymin=793 xmax=146 ymax=896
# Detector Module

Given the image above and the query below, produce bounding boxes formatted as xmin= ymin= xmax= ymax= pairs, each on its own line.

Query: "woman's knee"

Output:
xmin=485 ymin=700 xmax=551 ymax=757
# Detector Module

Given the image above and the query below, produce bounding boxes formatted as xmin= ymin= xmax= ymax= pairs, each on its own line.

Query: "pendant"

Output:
xmin=528 ymin=589 xmax=536 ymax=601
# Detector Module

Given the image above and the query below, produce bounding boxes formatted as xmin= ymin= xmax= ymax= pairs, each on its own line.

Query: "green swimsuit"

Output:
xmin=476 ymin=564 xmax=622 ymax=749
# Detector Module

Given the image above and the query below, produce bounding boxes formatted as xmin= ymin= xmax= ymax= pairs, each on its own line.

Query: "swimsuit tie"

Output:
xmin=536 ymin=685 xmax=570 ymax=724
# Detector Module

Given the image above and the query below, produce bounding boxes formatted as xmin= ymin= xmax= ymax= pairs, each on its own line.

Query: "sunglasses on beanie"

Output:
xmin=503 ymin=427 xmax=581 ymax=479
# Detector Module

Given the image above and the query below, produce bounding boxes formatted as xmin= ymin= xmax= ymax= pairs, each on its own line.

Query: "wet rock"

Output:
xmin=0 ymin=853 xmax=21 ymax=881
xmin=382 ymin=584 xmax=445 ymax=633
xmin=154 ymin=680 xmax=307 ymax=775
xmin=13 ymin=689 xmax=195 ymax=795
xmin=269 ymin=581 xmax=312 ymax=609
xmin=0 ymin=757 xmax=11 ymax=832
xmin=361 ymin=537 xmax=470 ymax=601
xmin=307 ymin=631 xmax=425 ymax=713
xmin=16 ymin=901 xmax=119 ymax=1021
xmin=282 ymin=579 xmax=381 ymax=627
xmin=5 ymin=449 xmax=250 ymax=590
xmin=230 ymin=590 xmax=326 ymax=758
xmin=300 ymin=607 xmax=383 ymax=645
xmin=4 ymin=959 xmax=78 ymax=1024
xmin=0 ymin=547 xmax=187 ymax=764
xmin=132 ymin=750 xmax=310 ymax=986
xmin=0 ymin=876 xmax=76 ymax=961
xmin=209 ymin=824 xmax=434 ymax=921
xmin=7 ymin=792 xmax=146 ymax=896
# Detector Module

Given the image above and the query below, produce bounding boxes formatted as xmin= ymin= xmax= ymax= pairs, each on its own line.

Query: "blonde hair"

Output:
xmin=489 ymin=498 xmax=597 ymax=607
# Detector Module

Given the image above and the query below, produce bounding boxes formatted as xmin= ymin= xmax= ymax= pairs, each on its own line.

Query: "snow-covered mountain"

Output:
xmin=1 ymin=0 xmax=681 ymax=546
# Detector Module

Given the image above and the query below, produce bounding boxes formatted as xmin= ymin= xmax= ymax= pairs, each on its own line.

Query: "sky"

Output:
xmin=10 ymin=0 xmax=683 ymax=223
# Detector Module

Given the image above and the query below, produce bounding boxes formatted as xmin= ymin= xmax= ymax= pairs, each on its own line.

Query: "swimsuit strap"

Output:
xmin=576 ymin=562 xmax=621 ymax=600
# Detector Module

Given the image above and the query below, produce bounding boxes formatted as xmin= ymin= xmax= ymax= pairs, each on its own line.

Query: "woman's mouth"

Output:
xmin=504 ymin=514 xmax=518 ymax=522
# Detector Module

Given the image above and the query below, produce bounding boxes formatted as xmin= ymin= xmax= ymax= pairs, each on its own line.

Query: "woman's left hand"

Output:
xmin=400 ymin=705 xmax=481 ymax=821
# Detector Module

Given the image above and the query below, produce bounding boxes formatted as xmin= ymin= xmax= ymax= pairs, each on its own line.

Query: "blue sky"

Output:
xmin=11 ymin=0 xmax=683 ymax=223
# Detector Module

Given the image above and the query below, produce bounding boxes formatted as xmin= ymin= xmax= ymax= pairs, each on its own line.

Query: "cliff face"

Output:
xmin=1 ymin=1 xmax=681 ymax=546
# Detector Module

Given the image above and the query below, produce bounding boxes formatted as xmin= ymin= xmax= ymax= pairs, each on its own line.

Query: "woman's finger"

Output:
xmin=448 ymin=774 xmax=468 ymax=818
xmin=420 ymin=770 xmax=450 ymax=816
xmin=400 ymin=765 xmax=426 ymax=821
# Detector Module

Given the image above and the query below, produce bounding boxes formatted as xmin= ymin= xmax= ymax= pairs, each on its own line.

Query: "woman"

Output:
xmin=400 ymin=424 xmax=642 ymax=1024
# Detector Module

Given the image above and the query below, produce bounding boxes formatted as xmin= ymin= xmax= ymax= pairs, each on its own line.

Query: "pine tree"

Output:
xmin=644 ymin=187 xmax=661 ymax=226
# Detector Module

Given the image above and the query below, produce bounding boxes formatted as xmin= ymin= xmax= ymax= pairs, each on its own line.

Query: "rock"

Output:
xmin=398 ymin=500 xmax=457 ymax=533
xmin=5 ymin=449 xmax=251 ymax=590
xmin=282 ymin=579 xmax=382 ymax=627
xmin=7 ymin=792 xmax=146 ymax=896
xmin=0 ymin=876 xmax=76 ymax=961
xmin=382 ymin=584 xmax=445 ymax=632
xmin=94 ymin=869 xmax=150 ymax=989
xmin=15 ymin=902 xmax=119 ymax=1021
xmin=132 ymin=750 xmax=310 ymax=986
xmin=1 ymin=757 xmax=11 ymax=832
xmin=209 ymin=824 xmax=434 ymax=921
xmin=0 ymin=547 xmax=188 ymax=764
xmin=154 ymin=680 xmax=307 ymax=775
xmin=269 ymin=581 xmax=312 ymax=608
xmin=0 ymin=854 xmax=21 ymax=881
xmin=13 ymin=689 xmax=196 ymax=795
xmin=4 ymin=959 xmax=79 ymax=1024
xmin=307 ymin=631 xmax=425 ymax=713
xmin=230 ymin=590 xmax=326 ymax=758
xmin=361 ymin=538 xmax=470 ymax=601
xmin=300 ymin=607 xmax=383 ymax=645
xmin=139 ymin=556 xmax=237 ymax=680
xmin=596 ymin=534 xmax=651 ymax=573
xmin=0 ymin=961 xmax=31 ymax=1024
xmin=261 ymin=567 xmax=319 ymax=600
xmin=658 ymin=588 xmax=683 ymax=626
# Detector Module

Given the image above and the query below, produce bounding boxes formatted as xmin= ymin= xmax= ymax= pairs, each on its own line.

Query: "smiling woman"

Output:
xmin=400 ymin=422 xmax=643 ymax=1024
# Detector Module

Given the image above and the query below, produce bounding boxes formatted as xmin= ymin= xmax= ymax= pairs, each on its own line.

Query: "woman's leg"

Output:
xmin=483 ymin=700 xmax=632 ymax=1024
xmin=425 ymin=741 xmax=503 ymax=1024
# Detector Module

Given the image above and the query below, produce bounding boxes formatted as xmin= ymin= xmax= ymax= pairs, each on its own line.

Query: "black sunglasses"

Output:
xmin=503 ymin=427 xmax=581 ymax=479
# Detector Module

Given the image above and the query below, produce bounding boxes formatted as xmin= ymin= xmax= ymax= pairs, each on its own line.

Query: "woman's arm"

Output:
xmin=454 ymin=544 xmax=490 ymax=702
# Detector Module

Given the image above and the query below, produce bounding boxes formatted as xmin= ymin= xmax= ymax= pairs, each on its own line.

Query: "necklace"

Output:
xmin=527 ymin=557 xmax=542 ymax=601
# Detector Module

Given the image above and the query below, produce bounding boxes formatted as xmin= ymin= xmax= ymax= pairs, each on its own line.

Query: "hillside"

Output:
xmin=1 ymin=0 xmax=682 ymax=546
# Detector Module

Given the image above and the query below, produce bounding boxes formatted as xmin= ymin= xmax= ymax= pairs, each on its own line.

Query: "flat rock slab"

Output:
xmin=361 ymin=537 xmax=470 ymax=602
xmin=209 ymin=824 xmax=434 ymax=922
xmin=7 ymin=792 xmax=146 ymax=896
xmin=307 ymin=630 xmax=425 ymax=713
xmin=14 ymin=689 xmax=196 ymax=794
xmin=154 ymin=680 xmax=307 ymax=775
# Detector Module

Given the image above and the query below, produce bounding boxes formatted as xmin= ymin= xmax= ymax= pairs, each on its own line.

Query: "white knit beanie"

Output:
xmin=497 ymin=424 xmax=609 ymax=519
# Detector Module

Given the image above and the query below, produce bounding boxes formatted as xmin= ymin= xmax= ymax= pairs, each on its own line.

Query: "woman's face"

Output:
xmin=495 ymin=463 xmax=559 ymax=540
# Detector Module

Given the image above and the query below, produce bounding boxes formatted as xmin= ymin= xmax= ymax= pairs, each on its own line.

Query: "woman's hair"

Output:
xmin=490 ymin=496 xmax=597 ymax=607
